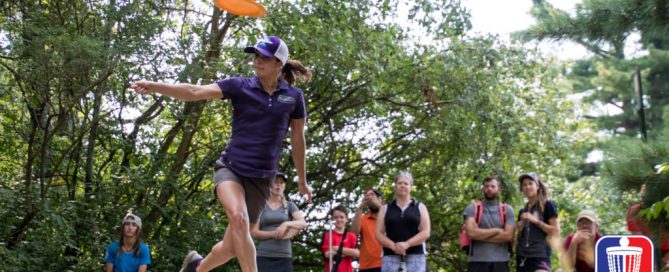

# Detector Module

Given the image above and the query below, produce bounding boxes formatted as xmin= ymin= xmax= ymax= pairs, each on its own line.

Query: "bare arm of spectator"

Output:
xmin=403 ymin=203 xmax=431 ymax=248
xmin=486 ymin=206 xmax=516 ymax=243
xmin=542 ymin=216 xmax=560 ymax=236
xmin=284 ymin=210 xmax=307 ymax=230
xmin=342 ymin=247 xmax=360 ymax=257
xmin=251 ymin=221 xmax=276 ymax=240
xmin=330 ymin=245 xmax=360 ymax=258
xmin=282 ymin=210 xmax=307 ymax=239
xmin=485 ymin=223 xmax=515 ymax=243
xmin=350 ymin=201 xmax=366 ymax=234
xmin=464 ymin=217 xmax=502 ymax=240
xmin=522 ymin=212 xmax=560 ymax=236
xmin=374 ymin=205 xmax=395 ymax=249
xmin=564 ymin=232 xmax=593 ymax=269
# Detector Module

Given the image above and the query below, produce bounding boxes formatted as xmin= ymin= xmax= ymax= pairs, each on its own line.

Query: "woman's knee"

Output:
xmin=228 ymin=210 xmax=250 ymax=231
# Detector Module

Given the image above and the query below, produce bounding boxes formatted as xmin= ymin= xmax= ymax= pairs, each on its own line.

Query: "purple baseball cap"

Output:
xmin=244 ymin=36 xmax=289 ymax=65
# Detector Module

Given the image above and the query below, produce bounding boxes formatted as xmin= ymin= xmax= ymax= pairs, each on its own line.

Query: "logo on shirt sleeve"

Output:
xmin=595 ymin=235 xmax=654 ymax=272
xmin=277 ymin=95 xmax=296 ymax=104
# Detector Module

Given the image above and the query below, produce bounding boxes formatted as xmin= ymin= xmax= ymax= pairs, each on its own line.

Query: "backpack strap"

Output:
xmin=469 ymin=200 xmax=483 ymax=256
xmin=474 ymin=200 xmax=483 ymax=225
xmin=499 ymin=202 xmax=506 ymax=226
xmin=476 ymin=201 xmax=506 ymax=227
xmin=463 ymin=200 xmax=483 ymax=256
xmin=500 ymin=202 xmax=514 ymax=254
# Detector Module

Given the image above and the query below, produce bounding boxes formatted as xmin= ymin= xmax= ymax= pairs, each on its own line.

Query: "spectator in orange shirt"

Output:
xmin=351 ymin=188 xmax=384 ymax=272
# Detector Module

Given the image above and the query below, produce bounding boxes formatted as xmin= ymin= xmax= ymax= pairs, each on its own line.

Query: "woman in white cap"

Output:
xmin=104 ymin=212 xmax=151 ymax=272
xmin=516 ymin=173 xmax=560 ymax=272
xmin=131 ymin=35 xmax=312 ymax=272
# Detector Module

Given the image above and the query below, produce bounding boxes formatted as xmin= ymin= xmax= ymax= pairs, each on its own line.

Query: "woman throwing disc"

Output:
xmin=131 ymin=35 xmax=312 ymax=272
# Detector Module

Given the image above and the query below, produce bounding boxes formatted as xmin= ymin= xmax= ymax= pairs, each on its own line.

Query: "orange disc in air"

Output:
xmin=213 ymin=0 xmax=267 ymax=17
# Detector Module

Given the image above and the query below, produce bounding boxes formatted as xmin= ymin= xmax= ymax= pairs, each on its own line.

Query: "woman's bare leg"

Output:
xmin=196 ymin=181 xmax=257 ymax=272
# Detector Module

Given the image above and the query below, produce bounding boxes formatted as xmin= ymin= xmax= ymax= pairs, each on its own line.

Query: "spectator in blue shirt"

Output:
xmin=104 ymin=212 xmax=151 ymax=272
xmin=131 ymin=35 xmax=313 ymax=272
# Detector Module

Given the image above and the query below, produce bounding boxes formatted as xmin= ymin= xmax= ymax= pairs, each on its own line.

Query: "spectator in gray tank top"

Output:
xmin=252 ymin=172 xmax=306 ymax=272
xmin=463 ymin=176 xmax=515 ymax=272
xmin=516 ymin=173 xmax=561 ymax=272
xmin=375 ymin=171 xmax=430 ymax=272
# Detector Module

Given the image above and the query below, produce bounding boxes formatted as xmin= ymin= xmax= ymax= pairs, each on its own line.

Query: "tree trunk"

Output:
xmin=143 ymin=7 xmax=232 ymax=237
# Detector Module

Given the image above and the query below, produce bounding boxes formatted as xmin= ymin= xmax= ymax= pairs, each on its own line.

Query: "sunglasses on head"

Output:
xmin=255 ymin=38 xmax=274 ymax=48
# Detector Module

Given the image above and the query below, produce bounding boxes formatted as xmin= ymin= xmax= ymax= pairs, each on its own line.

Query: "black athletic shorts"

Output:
xmin=516 ymin=256 xmax=551 ymax=272
xmin=467 ymin=261 xmax=509 ymax=272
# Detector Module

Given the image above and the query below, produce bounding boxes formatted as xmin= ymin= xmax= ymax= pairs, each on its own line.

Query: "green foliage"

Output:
xmin=553 ymin=176 xmax=631 ymax=236
xmin=601 ymin=128 xmax=669 ymax=241
xmin=639 ymin=162 xmax=669 ymax=221
xmin=519 ymin=5 xmax=669 ymax=270
xmin=0 ymin=0 xmax=586 ymax=271
xmin=602 ymin=129 xmax=669 ymax=203
xmin=518 ymin=0 xmax=669 ymax=139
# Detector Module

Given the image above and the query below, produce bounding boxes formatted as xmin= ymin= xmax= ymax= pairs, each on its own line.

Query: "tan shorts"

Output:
xmin=214 ymin=160 xmax=273 ymax=224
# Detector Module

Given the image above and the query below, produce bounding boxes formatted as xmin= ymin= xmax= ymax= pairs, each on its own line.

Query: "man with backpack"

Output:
xmin=462 ymin=176 xmax=515 ymax=272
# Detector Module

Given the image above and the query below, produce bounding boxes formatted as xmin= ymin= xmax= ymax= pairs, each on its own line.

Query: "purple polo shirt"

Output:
xmin=216 ymin=76 xmax=306 ymax=179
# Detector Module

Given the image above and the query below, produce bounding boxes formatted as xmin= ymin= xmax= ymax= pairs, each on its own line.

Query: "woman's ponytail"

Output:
xmin=281 ymin=60 xmax=312 ymax=86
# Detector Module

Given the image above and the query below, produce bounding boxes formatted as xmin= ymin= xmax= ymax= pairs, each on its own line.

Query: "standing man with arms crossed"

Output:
xmin=351 ymin=188 xmax=384 ymax=272
xmin=463 ymin=176 xmax=515 ymax=272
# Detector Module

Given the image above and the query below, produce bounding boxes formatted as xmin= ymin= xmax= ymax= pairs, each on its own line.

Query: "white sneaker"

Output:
xmin=179 ymin=250 xmax=203 ymax=272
